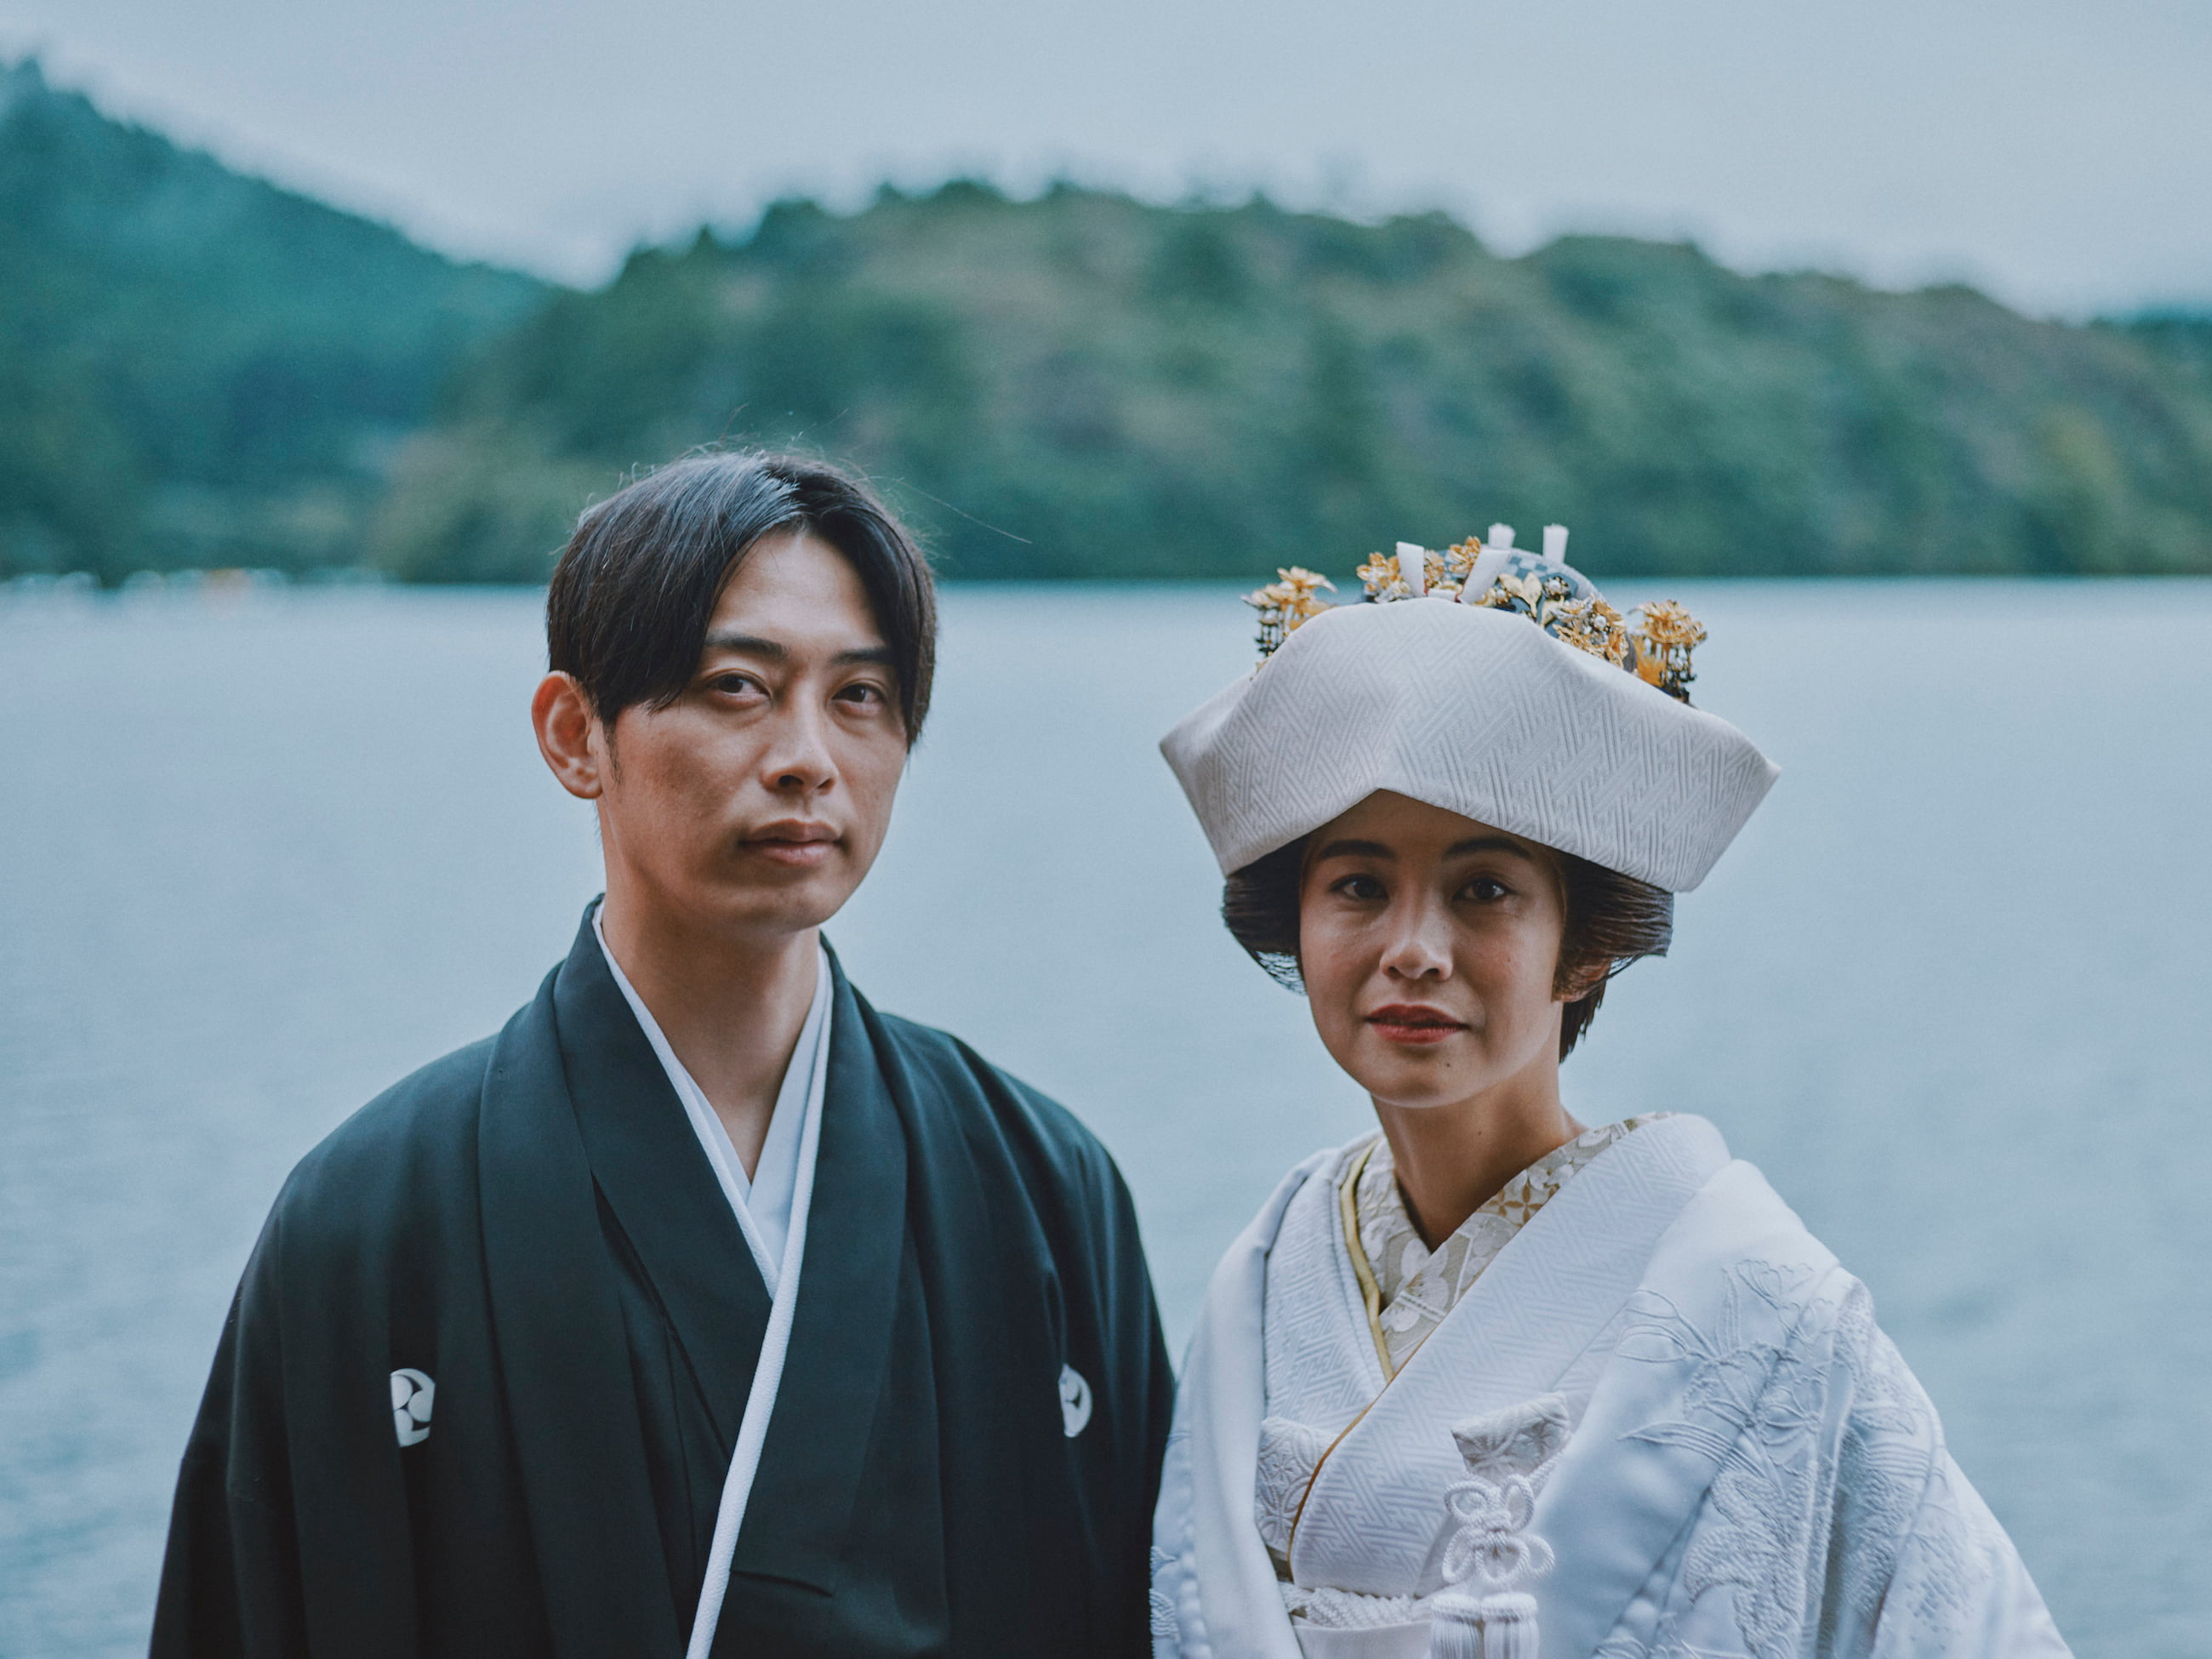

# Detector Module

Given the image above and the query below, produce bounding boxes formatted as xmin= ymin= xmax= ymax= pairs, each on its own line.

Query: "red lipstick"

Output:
xmin=1364 ymin=1003 xmax=1468 ymax=1046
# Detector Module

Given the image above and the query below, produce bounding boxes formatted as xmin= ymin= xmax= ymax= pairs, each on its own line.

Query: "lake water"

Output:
xmin=3 ymin=579 xmax=2208 ymax=1656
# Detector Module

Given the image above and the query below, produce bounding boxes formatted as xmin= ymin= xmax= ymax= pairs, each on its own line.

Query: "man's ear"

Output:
xmin=533 ymin=672 xmax=607 ymax=801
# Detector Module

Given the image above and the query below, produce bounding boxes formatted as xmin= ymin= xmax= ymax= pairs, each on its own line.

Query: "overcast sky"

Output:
xmin=4 ymin=0 xmax=2206 ymax=315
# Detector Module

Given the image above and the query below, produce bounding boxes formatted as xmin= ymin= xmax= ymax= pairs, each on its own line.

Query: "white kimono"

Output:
xmin=1150 ymin=1115 xmax=2071 ymax=1659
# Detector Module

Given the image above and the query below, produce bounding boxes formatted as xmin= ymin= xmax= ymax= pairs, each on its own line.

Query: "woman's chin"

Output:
xmin=1343 ymin=1052 xmax=1484 ymax=1113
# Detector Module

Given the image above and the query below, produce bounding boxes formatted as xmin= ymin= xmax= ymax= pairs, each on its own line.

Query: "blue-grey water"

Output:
xmin=2 ymin=579 xmax=2207 ymax=1656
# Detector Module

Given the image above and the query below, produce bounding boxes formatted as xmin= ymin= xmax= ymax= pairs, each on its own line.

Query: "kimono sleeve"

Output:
xmin=1867 ymin=1454 xmax=2072 ymax=1658
xmin=151 ymin=1141 xmax=428 ymax=1659
xmin=1826 ymin=1302 xmax=2072 ymax=1658
xmin=1053 ymin=1098 xmax=1180 ymax=1657
xmin=151 ymin=1215 xmax=311 ymax=1658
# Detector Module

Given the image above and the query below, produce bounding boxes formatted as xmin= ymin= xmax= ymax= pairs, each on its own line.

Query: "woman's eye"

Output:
xmin=1461 ymin=876 xmax=1510 ymax=903
xmin=1331 ymin=874 xmax=1386 ymax=902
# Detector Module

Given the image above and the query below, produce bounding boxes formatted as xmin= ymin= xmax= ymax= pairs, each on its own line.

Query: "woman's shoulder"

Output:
xmin=1240 ymin=1132 xmax=1382 ymax=1246
xmin=1633 ymin=1148 xmax=1875 ymax=1365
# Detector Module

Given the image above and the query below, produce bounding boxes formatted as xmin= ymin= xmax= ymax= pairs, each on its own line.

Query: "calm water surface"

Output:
xmin=3 ymin=580 xmax=2207 ymax=1655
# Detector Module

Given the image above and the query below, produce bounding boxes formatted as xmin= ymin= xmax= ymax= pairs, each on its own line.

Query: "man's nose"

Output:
xmin=761 ymin=703 xmax=837 ymax=795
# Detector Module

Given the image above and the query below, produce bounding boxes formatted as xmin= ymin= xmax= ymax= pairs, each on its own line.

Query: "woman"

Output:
xmin=1149 ymin=532 xmax=2068 ymax=1659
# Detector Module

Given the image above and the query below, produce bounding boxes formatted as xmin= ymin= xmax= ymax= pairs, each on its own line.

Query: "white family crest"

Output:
xmin=1058 ymin=1363 xmax=1092 ymax=1437
xmin=390 ymin=1367 xmax=435 ymax=1447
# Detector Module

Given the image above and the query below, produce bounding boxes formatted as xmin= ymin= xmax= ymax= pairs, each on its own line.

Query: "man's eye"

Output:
xmin=708 ymin=673 xmax=761 ymax=696
xmin=837 ymin=682 xmax=887 ymax=706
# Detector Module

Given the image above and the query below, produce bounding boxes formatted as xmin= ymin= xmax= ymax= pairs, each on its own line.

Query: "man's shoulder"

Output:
xmin=871 ymin=1008 xmax=1124 ymax=1200
xmin=266 ymin=1033 xmax=502 ymax=1262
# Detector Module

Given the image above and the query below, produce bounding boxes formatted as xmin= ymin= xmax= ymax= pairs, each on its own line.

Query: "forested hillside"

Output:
xmin=379 ymin=182 xmax=2212 ymax=582
xmin=0 ymin=60 xmax=541 ymax=579
xmin=6 ymin=59 xmax=2210 ymax=584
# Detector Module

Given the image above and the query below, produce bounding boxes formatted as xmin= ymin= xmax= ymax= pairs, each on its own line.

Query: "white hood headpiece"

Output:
xmin=1159 ymin=526 xmax=1777 ymax=892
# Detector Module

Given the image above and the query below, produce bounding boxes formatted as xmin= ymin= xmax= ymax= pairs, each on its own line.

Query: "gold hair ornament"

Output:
xmin=1243 ymin=567 xmax=1336 ymax=658
xmin=1244 ymin=530 xmax=1705 ymax=702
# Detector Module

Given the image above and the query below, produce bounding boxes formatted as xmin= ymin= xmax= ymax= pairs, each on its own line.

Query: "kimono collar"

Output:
xmin=590 ymin=901 xmax=833 ymax=1282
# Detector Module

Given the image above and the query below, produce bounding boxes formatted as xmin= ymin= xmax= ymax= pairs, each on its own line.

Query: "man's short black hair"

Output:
xmin=1221 ymin=833 xmax=1674 ymax=1059
xmin=546 ymin=451 xmax=937 ymax=743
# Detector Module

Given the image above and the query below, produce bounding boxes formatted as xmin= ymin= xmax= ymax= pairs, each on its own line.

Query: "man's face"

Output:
xmin=589 ymin=531 xmax=908 ymax=944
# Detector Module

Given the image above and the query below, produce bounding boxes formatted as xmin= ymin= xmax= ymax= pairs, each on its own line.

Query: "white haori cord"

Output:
xmin=682 ymin=991 xmax=833 ymax=1659
xmin=1425 ymin=1395 xmax=1570 ymax=1659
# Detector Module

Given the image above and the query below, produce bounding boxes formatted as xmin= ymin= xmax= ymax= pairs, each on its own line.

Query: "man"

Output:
xmin=153 ymin=453 xmax=1175 ymax=1656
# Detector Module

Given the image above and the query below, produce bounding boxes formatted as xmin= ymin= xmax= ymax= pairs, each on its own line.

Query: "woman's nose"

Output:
xmin=1379 ymin=898 xmax=1452 ymax=981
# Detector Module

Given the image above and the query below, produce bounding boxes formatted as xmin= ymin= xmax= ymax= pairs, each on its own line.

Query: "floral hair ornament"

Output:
xmin=1245 ymin=523 xmax=1707 ymax=703
xmin=1243 ymin=567 xmax=1335 ymax=659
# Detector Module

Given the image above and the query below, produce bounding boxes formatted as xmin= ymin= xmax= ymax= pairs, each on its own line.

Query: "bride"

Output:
xmin=1148 ymin=532 xmax=2068 ymax=1659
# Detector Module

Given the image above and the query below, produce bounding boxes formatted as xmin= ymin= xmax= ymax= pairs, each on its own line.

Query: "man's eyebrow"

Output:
xmin=697 ymin=636 xmax=893 ymax=669
xmin=700 ymin=632 xmax=787 ymax=661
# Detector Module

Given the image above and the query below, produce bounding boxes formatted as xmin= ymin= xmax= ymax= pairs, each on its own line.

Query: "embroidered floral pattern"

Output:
xmin=1606 ymin=1262 xmax=2042 ymax=1657
xmin=1148 ymin=1547 xmax=1180 ymax=1640
xmin=1350 ymin=1117 xmax=1668 ymax=1373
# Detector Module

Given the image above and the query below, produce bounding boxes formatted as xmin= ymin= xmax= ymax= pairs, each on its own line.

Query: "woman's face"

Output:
xmin=1297 ymin=790 xmax=1571 ymax=1112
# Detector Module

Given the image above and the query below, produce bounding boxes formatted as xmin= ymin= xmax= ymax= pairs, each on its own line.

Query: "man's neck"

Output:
xmin=597 ymin=889 xmax=820 ymax=1178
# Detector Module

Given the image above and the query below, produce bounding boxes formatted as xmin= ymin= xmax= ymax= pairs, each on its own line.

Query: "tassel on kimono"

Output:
xmin=1424 ymin=1395 xmax=1571 ymax=1659
xmin=1427 ymin=1593 xmax=1484 ymax=1659
xmin=1428 ymin=1590 xmax=1538 ymax=1659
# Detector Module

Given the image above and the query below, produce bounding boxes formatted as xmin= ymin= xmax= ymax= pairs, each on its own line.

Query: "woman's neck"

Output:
xmin=1371 ymin=1064 xmax=1582 ymax=1248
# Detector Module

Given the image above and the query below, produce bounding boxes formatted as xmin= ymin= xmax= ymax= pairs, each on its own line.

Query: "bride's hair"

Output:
xmin=1221 ymin=835 xmax=1674 ymax=1058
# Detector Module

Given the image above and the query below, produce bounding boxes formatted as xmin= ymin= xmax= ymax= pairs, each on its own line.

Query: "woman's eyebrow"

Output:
xmin=1445 ymin=835 xmax=1540 ymax=862
xmin=1311 ymin=838 xmax=1393 ymax=861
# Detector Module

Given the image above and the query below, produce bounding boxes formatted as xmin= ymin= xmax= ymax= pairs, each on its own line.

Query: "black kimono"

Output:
xmin=153 ymin=910 xmax=1175 ymax=1656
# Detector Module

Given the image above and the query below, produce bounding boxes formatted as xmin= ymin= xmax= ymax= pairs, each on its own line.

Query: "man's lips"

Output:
xmin=1364 ymin=1003 xmax=1469 ymax=1045
xmin=743 ymin=821 xmax=841 ymax=867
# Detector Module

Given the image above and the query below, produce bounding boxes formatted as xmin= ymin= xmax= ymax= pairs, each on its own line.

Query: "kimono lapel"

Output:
xmin=1290 ymin=1115 xmax=1730 ymax=1593
xmin=556 ymin=927 xmax=917 ymax=1605
xmin=728 ymin=958 xmax=910 ymax=1596
xmin=550 ymin=922 xmax=774 ymax=1452
xmin=477 ymin=961 xmax=687 ymax=1658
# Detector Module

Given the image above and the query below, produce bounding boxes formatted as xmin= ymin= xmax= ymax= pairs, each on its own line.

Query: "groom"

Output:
xmin=152 ymin=453 xmax=1174 ymax=1657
